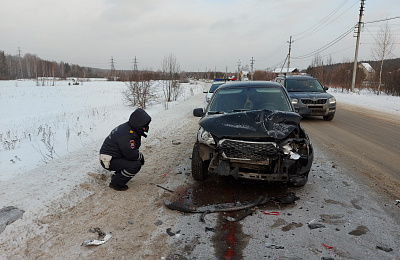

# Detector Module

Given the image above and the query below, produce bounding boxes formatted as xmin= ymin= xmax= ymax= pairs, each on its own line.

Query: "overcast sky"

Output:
xmin=1 ymin=0 xmax=399 ymax=72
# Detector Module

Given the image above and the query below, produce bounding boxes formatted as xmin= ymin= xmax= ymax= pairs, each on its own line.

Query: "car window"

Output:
xmin=208 ymin=87 xmax=291 ymax=113
xmin=209 ymin=83 xmax=224 ymax=93
xmin=286 ymin=79 xmax=324 ymax=92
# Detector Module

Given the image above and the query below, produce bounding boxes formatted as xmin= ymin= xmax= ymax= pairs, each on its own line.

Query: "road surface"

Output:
xmin=301 ymin=102 xmax=400 ymax=201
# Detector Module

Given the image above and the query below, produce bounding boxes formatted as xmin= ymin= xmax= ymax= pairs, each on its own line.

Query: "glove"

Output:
xmin=137 ymin=152 xmax=145 ymax=165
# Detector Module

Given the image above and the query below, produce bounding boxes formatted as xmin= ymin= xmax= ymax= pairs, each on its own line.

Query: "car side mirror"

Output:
xmin=193 ymin=108 xmax=205 ymax=117
xmin=323 ymin=86 xmax=329 ymax=91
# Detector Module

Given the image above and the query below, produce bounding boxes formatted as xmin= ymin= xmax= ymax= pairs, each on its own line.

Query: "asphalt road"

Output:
xmin=301 ymin=103 xmax=400 ymax=201
xmin=165 ymin=102 xmax=400 ymax=259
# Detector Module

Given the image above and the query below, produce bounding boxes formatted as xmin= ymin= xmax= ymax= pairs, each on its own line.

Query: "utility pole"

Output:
xmin=351 ymin=0 xmax=366 ymax=92
xmin=287 ymin=36 xmax=294 ymax=74
xmin=250 ymin=57 xmax=255 ymax=80
xmin=110 ymin=57 xmax=116 ymax=80
xmin=237 ymin=60 xmax=241 ymax=80
xmin=18 ymin=47 xmax=23 ymax=79
xmin=132 ymin=56 xmax=138 ymax=75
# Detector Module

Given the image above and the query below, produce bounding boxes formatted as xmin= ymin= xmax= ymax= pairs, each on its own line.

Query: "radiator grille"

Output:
xmin=219 ymin=139 xmax=277 ymax=161
xmin=301 ymin=98 xmax=327 ymax=105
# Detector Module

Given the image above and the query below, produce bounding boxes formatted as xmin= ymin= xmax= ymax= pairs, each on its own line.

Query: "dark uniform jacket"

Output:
xmin=100 ymin=108 xmax=151 ymax=161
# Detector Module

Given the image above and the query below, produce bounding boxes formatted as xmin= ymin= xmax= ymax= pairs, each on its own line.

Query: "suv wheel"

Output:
xmin=323 ymin=114 xmax=334 ymax=121
xmin=191 ymin=143 xmax=209 ymax=180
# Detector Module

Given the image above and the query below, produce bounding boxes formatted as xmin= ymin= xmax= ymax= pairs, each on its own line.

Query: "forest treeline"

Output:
xmin=1 ymin=50 xmax=399 ymax=96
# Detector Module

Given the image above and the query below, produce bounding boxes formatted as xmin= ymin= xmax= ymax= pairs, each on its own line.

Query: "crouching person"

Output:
xmin=99 ymin=108 xmax=151 ymax=191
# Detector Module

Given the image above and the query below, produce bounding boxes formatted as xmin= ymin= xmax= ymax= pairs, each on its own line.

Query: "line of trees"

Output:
xmin=306 ymin=56 xmax=400 ymax=96
xmin=0 ymin=51 xmax=107 ymax=80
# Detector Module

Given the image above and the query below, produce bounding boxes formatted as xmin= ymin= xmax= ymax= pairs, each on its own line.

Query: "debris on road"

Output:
xmin=322 ymin=243 xmax=333 ymax=249
xmin=376 ymin=245 xmax=393 ymax=252
xmin=264 ymin=211 xmax=280 ymax=216
xmin=81 ymin=231 xmax=112 ymax=246
xmin=171 ymin=140 xmax=181 ymax=145
xmin=164 ymin=195 xmax=269 ymax=213
xmin=166 ymin=228 xmax=181 ymax=237
xmin=156 ymin=184 xmax=174 ymax=193
xmin=205 ymin=227 xmax=215 ymax=232
xmin=395 ymin=199 xmax=400 ymax=205
xmin=308 ymin=223 xmax=326 ymax=229
xmin=276 ymin=192 xmax=300 ymax=204
xmin=199 ymin=210 xmax=211 ymax=223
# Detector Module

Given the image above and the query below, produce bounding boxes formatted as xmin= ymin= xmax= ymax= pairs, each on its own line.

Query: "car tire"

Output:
xmin=323 ymin=114 xmax=334 ymax=121
xmin=291 ymin=173 xmax=309 ymax=187
xmin=191 ymin=143 xmax=209 ymax=181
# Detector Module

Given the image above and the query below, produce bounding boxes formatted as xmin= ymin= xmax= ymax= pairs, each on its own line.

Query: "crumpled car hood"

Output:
xmin=199 ymin=110 xmax=302 ymax=140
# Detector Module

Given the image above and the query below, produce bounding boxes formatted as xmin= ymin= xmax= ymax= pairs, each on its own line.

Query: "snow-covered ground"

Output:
xmin=0 ymin=78 xmax=204 ymax=181
xmin=0 ymin=79 xmax=399 ymax=212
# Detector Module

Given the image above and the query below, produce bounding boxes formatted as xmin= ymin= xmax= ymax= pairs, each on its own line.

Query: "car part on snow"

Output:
xmin=164 ymin=195 xmax=269 ymax=213
xmin=81 ymin=232 xmax=112 ymax=246
xmin=264 ymin=211 xmax=280 ymax=215
xmin=156 ymin=184 xmax=174 ymax=193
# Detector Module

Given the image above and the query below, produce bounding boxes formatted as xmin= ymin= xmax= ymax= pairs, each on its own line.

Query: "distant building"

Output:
xmin=358 ymin=63 xmax=375 ymax=80
xmin=273 ymin=68 xmax=299 ymax=74
xmin=240 ymin=70 xmax=250 ymax=81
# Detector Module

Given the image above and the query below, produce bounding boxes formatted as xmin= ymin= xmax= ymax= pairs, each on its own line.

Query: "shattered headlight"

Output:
xmin=281 ymin=140 xmax=309 ymax=160
xmin=197 ymin=127 xmax=215 ymax=146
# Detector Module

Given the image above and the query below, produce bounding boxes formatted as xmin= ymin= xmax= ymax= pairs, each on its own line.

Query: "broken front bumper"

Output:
xmin=208 ymin=138 xmax=313 ymax=181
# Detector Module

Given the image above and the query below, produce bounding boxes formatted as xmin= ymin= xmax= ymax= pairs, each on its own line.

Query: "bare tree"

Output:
xmin=371 ymin=23 xmax=395 ymax=95
xmin=161 ymin=53 xmax=180 ymax=109
xmin=123 ymin=73 xmax=156 ymax=109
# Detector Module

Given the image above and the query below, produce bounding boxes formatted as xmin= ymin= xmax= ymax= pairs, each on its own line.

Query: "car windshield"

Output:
xmin=209 ymin=83 xmax=225 ymax=93
xmin=286 ymin=79 xmax=324 ymax=92
xmin=208 ymin=87 xmax=292 ymax=113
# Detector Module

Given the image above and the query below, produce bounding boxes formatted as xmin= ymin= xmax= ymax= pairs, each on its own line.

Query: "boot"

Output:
xmin=109 ymin=182 xmax=128 ymax=191
xmin=109 ymin=171 xmax=131 ymax=191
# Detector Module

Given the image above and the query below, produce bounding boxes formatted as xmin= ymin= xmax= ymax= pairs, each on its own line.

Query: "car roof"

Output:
xmin=217 ymin=81 xmax=283 ymax=89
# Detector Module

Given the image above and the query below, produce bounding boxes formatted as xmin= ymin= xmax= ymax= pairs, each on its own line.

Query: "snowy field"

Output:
xmin=1 ymin=79 xmax=400 ymax=183
xmin=0 ymin=78 xmax=205 ymax=181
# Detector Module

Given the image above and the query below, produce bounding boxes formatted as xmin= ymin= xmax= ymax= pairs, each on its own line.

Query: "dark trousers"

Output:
xmin=101 ymin=157 xmax=142 ymax=186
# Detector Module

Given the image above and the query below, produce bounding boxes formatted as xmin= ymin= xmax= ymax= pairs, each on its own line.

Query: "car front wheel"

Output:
xmin=191 ymin=143 xmax=209 ymax=181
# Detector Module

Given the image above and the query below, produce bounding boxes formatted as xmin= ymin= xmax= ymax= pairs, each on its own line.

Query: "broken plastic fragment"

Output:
xmin=81 ymin=232 xmax=112 ymax=246
xmin=226 ymin=216 xmax=236 ymax=222
xmin=322 ymin=243 xmax=333 ymax=249
xmin=264 ymin=211 xmax=279 ymax=215
xmin=289 ymin=152 xmax=300 ymax=160
xmin=376 ymin=245 xmax=393 ymax=252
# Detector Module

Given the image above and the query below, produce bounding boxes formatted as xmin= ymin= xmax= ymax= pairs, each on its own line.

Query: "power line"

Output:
xmin=364 ymin=16 xmax=400 ymax=24
xmin=294 ymin=0 xmax=358 ymax=42
xmin=292 ymin=25 xmax=355 ymax=60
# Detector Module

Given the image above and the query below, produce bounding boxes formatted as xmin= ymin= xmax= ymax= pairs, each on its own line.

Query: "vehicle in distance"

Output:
xmin=192 ymin=81 xmax=314 ymax=186
xmin=274 ymin=74 xmax=336 ymax=121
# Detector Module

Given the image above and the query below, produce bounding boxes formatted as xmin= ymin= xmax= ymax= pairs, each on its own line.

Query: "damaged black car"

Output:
xmin=192 ymin=81 xmax=314 ymax=186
